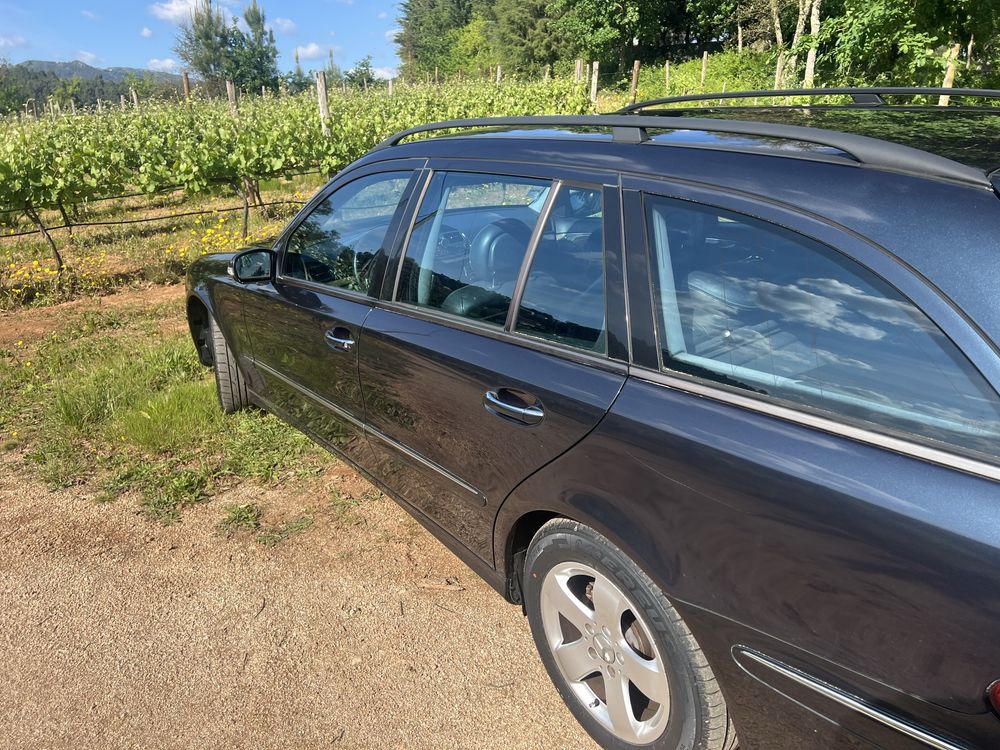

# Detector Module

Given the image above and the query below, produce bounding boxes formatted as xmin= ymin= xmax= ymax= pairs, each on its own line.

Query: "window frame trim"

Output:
xmin=621 ymin=174 xmax=1000 ymax=480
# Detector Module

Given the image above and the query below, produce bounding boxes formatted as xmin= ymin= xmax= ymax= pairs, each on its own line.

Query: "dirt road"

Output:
xmin=0 ymin=451 xmax=597 ymax=749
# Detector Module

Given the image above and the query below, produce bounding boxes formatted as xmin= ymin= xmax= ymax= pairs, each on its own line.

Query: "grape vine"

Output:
xmin=0 ymin=80 xmax=592 ymax=270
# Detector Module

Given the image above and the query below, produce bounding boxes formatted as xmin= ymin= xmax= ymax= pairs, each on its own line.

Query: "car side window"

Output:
xmin=396 ymin=172 xmax=552 ymax=326
xmin=644 ymin=195 xmax=1000 ymax=461
xmin=515 ymin=186 xmax=606 ymax=352
xmin=283 ymin=171 xmax=412 ymax=294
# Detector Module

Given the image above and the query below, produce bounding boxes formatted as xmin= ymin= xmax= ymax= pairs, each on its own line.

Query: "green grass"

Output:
xmin=218 ymin=502 xmax=263 ymax=537
xmin=4 ymin=303 xmax=326 ymax=524
xmin=256 ymin=514 xmax=315 ymax=546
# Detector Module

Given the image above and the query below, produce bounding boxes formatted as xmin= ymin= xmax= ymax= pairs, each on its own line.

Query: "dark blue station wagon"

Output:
xmin=186 ymin=89 xmax=1000 ymax=750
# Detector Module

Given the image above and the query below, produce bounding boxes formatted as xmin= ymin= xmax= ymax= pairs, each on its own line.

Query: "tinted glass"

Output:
xmin=645 ymin=195 xmax=1000 ymax=460
xmin=515 ymin=186 xmax=606 ymax=352
xmin=283 ymin=171 xmax=412 ymax=294
xmin=396 ymin=172 xmax=551 ymax=326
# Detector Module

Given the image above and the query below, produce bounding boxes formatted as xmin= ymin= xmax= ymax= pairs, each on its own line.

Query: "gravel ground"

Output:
xmin=0 ymin=451 xmax=598 ymax=750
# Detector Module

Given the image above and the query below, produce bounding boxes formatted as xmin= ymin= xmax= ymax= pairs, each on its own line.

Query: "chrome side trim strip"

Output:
xmin=254 ymin=360 xmax=365 ymax=430
xmin=630 ymin=367 xmax=1000 ymax=484
xmin=364 ymin=424 xmax=487 ymax=505
xmin=253 ymin=360 xmax=487 ymax=504
xmin=736 ymin=650 xmax=967 ymax=750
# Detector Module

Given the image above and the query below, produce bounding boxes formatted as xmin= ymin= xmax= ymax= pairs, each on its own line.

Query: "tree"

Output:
xmin=230 ymin=0 xmax=280 ymax=93
xmin=175 ymin=0 xmax=233 ymax=96
xmin=175 ymin=0 xmax=280 ymax=96
xmin=0 ymin=59 xmax=27 ymax=113
xmin=549 ymin=0 xmax=678 ymax=73
xmin=344 ymin=56 xmax=378 ymax=89
xmin=494 ymin=0 xmax=569 ymax=74
xmin=803 ymin=0 xmax=822 ymax=87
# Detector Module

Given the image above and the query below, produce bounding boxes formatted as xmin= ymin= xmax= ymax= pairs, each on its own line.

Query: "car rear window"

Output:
xmin=644 ymin=194 xmax=1000 ymax=463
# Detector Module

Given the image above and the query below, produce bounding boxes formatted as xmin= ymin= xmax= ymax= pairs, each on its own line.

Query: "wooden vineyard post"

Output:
xmin=629 ymin=60 xmax=641 ymax=105
xmin=701 ymin=51 xmax=709 ymax=89
xmin=316 ymin=71 xmax=330 ymax=137
xmin=543 ymin=64 xmax=550 ymax=82
xmin=665 ymin=61 xmax=670 ymax=93
xmin=388 ymin=78 xmax=394 ymax=96
xmin=590 ymin=61 xmax=599 ymax=104
xmin=182 ymin=70 xmax=191 ymax=99
xmin=226 ymin=80 xmax=238 ymax=115
xmin=120 ymin=94 xmax=127 ymax=111
xmin=575 ymin=59 xmax=583 ymax=83
xmin=496 ymin=65 xmax=502 ymax=84
xmin=130 ymin=88 xmax=140 ymax=108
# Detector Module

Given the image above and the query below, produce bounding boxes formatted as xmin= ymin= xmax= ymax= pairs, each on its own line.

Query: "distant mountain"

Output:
xmin=15 ymin=60 xmax=182 ymax=84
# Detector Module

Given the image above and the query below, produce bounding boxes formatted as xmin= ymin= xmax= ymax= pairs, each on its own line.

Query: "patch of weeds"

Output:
xmin=257 ymin=514 xmax=314 ymax=546
xmin=97 ymin=458 xmax=155 ymax=503
xmin=28 ymin=434 xmax=91 ymax=488
xmin=222 ymin=411 xmax=322 ymax=481
xmin=329 ymin=487 xmax=365 ymax=527
xmin=218 ymin=502 xmax=262 ymax=538
xmin=139 ymin=465 xmax=213 ymax=525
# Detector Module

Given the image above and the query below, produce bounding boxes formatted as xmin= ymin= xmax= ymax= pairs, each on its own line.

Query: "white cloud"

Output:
xmin=148 ymin=57 xmax=180 ymax=73
xmin=294 ymin=42 xmax=324 ymax=60
xmin=149 ymin=0 xmax=235 ymax=23
xmin=148 ymin=0 xmax=196 ymax=22
xmin=372 ymin=66 xmax=396 ymax=80
xmin=377 ymin=11 xmax=388 ymax=19
xmin=271 ymin=17 xmax=296 ymax=34
xmin=140 ymin=26 xmax=153 ymax=38
xmin=0 ymin=36 xmax=26 ymax=50
xmin=384 ymin=27 xmax=400 ymax=43
xmin=81 ymin=10 xmax=99 ymax=20
xmin=75 ymin=50 xmax=101 ymax=66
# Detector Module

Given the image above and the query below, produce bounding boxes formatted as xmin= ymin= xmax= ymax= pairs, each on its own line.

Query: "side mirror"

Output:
xmin=230 ymin=248 xmax=274 ymax=283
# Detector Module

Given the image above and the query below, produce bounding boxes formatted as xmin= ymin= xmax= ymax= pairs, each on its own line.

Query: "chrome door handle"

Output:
xmin=324 ymin=327 xmax=355 ymax=352
xmin=483 ymin=390 xmax=544 ymax=425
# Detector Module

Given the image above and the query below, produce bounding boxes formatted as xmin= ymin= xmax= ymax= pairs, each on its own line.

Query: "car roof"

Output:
xmin=656 ymin=107 xmax=1000 ymax=173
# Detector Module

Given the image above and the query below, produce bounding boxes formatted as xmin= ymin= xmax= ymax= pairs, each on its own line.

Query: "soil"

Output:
xmin=0 ymin=283 xmax=185 ymax=347
xmin=0 ymin=285 xmax=598 ymax=750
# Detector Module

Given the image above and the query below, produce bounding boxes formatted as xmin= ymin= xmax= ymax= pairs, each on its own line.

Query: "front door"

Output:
xmin=242 ymin=167 xmax=421 ymax=464
xmin=359 ymin=168 xmax=629 ymax=560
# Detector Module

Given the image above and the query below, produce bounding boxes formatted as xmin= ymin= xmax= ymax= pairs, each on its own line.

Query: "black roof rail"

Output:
xmin=619 ymin=87 xmax=1000 ymax=113
xmin=375 ymin=115 xmax=991 ymax=189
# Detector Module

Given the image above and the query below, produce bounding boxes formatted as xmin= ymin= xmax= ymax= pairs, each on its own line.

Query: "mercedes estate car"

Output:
xmin=186 ymin=88 xmax=1000 ymax=750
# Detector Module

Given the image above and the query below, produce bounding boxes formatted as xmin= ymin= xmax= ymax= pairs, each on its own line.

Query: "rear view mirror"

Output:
xmin=230 ymin=248 xmax=274 ymax=283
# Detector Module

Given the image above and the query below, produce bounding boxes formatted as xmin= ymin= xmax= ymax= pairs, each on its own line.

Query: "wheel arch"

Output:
xmin=186 ymin=293 xmax=213 ymax=367
xmin=496 ymin=486 xmax=679 ymax=612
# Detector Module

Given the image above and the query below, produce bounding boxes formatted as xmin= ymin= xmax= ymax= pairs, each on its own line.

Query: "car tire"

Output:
xmin=209 ymin=314 xmax=251 ymax=414
xmin=524 ymin=518 xmax=737 ymax=750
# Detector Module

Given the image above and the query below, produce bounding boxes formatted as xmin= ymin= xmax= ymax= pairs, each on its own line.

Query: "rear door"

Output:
xmin=614 ymin=174 xmax=1000 ymax=742
xmin=242 ymin=163 xmax=423 ymax=465
xmin=358 ymin=163 xmax=629 ymax=560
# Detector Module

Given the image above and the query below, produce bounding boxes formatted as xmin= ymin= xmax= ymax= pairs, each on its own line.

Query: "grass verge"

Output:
xmin=1 ymin=302 xmax=327 ymax=524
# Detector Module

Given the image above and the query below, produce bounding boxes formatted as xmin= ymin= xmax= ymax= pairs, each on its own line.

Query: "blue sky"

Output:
xmin=0 ymin=0 xmax=402 ymax=77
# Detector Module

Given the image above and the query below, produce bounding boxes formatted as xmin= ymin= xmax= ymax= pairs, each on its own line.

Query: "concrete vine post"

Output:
xmin=316 ymin=71 xmax=330 ymax=136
